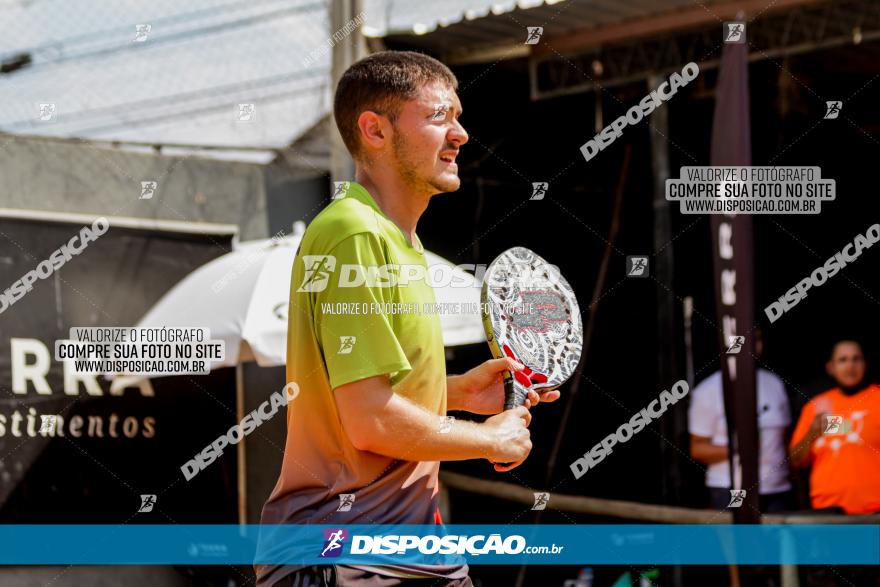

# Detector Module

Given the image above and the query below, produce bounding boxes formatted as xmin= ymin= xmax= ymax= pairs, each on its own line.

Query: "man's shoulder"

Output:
xmin=856 ymin=384 xmax=880 ymax=410
xmin=302 ymin=198 xmax=385 ymax=254
xmin=757 ymin=369 xmax=787 ymax=393
xmin=840 ymin=383 xmax=880 ymax=403
xmin=692 ymin=371 xmax=723 ymax=397
xmin=805 ymin=387 xmax=837 ymax=408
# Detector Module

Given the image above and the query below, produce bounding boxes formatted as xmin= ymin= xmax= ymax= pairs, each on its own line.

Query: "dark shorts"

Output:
xmin=272 ymin=566 xmax=474 ymax=587
xmin=708 ymin=488 xmax=793 ymax=512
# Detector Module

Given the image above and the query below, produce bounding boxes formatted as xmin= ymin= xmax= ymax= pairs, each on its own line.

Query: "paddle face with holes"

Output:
xmin=481 ymin=247 xmax=583 ymax=411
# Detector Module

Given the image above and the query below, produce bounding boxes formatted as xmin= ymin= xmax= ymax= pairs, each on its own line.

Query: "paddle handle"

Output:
xmin=495 ymin=374 xmax=529 ymax=469
xmin=503 ymin=372 xmax=526 ymax=411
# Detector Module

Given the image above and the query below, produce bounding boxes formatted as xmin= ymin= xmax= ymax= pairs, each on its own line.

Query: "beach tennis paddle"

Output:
xmin=481 ymin=247 xmax=583 ymax=412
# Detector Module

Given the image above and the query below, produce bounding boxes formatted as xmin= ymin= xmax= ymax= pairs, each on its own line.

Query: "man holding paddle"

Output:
xmin=256 ymin=51 xmax=558 ymax=587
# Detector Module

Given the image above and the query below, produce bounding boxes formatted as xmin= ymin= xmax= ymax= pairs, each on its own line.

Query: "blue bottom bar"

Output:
xmin=0 ymin=525 xmax=876 ymax=565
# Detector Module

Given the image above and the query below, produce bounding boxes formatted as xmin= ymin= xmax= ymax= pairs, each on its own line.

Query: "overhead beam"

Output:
xmin=532 ymin=0 xmax=830 ymax=57
xmin=445 ymin=43 xmax=530 ymax=65
xmin=529 ymin=0 xmax=880 ymax=100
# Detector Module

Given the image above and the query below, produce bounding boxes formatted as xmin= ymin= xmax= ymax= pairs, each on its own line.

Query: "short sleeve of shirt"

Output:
xmin=764 ymin=372 xmax=792 ymax=427
xmin=313 ymin=232 xmax=412 ymax=390
xmin=688 ymin=375 xmax=722 ymax=438
xmin=789 ymin=398 xmax=816 ymax=451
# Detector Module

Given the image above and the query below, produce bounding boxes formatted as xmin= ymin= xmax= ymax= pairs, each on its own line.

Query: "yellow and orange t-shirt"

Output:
xmin=255 ymin=183 xmax=466 ymax=586
xmin=789 ymin=384 xmax=880 ymax=514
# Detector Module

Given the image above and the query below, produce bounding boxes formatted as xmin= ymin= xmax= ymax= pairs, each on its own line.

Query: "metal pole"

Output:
xmin=648 ymin=73 xmax=684 ymax=587
xmin=683 ymin=297 xmax=695 ymax=388
xmin=236 ymin=362 xmax=247 ymax=526
xmin=330 ymin=0 xmax=365 ymax=184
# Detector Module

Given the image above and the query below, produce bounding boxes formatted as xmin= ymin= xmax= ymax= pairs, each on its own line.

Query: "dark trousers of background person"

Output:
xmin=788 ymin=507 xmax=880 ymax=587
xmin=709 ymin=489 xmax=795 ymax=587
xmin=708 ymin=488 xmax=793 ymax=513
xmin=708 ymin=492 xmax=880 ymax=587
xmin=272 ymin=566 xmax=474 ymax=587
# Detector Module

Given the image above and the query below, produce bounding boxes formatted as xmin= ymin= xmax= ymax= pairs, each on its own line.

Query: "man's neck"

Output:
xmin=356 ymin=172 xmax=430 ymax=243
xmin=839 ymin=379 xmax=867 ymax=396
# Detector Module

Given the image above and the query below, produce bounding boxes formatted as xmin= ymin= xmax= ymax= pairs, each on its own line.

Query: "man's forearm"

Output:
xmin=346 ymin=387 xmax=495 ymax=462
xmin=789 ymin=437 xmax=814 ymax=469
xmin=693 ymin=443 xmax=729 ymax=465
xmin=446 ymin=374 xmax=469 ymax=411
xmin=366 ymin=394 xmax=495 ymax=461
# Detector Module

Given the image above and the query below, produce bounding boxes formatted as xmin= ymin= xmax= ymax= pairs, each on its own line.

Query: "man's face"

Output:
xmin=389 ymin=81 xmax=468 ymax=195
xmin=826 ymin=341 xmax=866 ymax=388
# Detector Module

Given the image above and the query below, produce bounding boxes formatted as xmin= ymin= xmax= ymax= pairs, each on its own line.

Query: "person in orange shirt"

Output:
xmin=789 ymin=340 xmax=880 ymax=514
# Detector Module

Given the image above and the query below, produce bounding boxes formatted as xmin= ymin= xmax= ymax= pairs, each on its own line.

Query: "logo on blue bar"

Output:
xmin=320 ymin=529 xmax=347 ymax=558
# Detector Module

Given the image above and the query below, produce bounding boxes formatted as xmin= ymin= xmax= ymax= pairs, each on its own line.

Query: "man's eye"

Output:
xmin=430 ymin=106 xmax=449 ymax=121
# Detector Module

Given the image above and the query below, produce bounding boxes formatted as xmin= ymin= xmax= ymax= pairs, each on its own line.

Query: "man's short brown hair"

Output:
xmin=830 ymin=339 xmax=865 ymax=360
xmin=333 ymin=51 xmax=458 ymax=160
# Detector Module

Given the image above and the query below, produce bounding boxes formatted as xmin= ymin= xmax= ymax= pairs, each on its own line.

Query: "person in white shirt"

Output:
xmin=688 ymin=333 xmax=793 ymax=512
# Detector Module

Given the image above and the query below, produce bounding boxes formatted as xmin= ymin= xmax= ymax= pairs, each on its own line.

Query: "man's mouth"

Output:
xmin=439 ymin=151 xmax=458 ymax=164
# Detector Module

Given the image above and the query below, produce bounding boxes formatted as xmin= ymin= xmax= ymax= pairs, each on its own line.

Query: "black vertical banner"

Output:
xmin=709 ymin=37 xmax=760 ymax=522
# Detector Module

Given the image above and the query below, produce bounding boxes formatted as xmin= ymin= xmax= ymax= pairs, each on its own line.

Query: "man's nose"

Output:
xmin=449 ymin=119 xmax=468 ymax=146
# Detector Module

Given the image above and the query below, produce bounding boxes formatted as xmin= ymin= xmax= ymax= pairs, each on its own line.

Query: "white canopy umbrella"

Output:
xmin=111 ymin=221 xmax=485 ymax=523
xmin=125 ymin=221 xmax=485 ymax=370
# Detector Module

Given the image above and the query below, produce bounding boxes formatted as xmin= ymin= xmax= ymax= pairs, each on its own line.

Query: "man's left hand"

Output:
xmin=451 ymin=357 xmax=561 ymax=415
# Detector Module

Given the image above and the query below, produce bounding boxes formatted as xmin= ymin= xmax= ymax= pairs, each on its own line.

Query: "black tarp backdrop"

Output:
xmin=418 ymin=44 xmax=880 ymax=516
xmin=412 ymin=47 xmax=880 ymax=585
xmin=0 ymin=216 xmax=239 ymax=523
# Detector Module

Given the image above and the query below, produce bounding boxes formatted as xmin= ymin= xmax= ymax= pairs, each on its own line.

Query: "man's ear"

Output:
xmin=357 ymin=110 xmax=388 ymax=152
xmin=825 ymin=359 xmax=834 ymax=377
